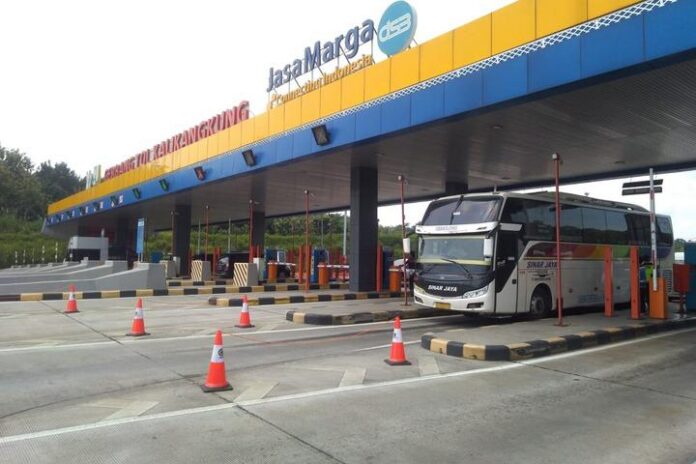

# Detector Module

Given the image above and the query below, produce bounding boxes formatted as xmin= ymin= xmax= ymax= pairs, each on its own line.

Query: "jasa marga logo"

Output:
xmin=377 ymin=1 xmax=418 ymax=56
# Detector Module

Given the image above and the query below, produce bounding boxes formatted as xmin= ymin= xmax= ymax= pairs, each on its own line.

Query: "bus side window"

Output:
xmin=523 ymin=200 xmax=554 ymax=241
xmin=559 ymin=205 xmax=583 ymax=243
xmin=501 ymin=198 xmax=527 ymax=223
xmin=628 ymin=214 xmax=650 ymax=246
xmin=656 ymin=217 xmax=673 ymax=246
xmin=606 ymin=211 xmax=629 ymax=245
xmin=582 ymin=207 xmax=606 ymax=244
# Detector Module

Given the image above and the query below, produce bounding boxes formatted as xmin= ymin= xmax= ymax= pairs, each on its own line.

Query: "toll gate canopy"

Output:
xmin=43 ymin=0 xmax=696 ymax=290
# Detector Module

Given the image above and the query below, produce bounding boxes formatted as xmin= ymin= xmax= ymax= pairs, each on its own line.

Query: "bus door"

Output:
xmin=494 ymin=229 xmax=524 ymax=313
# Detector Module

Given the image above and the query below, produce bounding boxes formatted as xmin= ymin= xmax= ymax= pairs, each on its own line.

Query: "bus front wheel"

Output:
xmin=529 ymin=286 xmax=552 ymax=319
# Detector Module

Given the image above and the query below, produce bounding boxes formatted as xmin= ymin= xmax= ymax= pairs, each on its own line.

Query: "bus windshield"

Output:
xmin=418 ymin=235 xmax=488 ymax=264
xmin=421 ymin=197 xmax=501 ymax=226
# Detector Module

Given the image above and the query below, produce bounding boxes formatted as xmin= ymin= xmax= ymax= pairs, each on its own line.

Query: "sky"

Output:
xmin=1 ymin=0 xmax=694 ymax=239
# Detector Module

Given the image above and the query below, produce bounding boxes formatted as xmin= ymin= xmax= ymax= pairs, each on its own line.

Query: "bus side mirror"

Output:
xmin=483 ymin=238 xmax=493 ymax=261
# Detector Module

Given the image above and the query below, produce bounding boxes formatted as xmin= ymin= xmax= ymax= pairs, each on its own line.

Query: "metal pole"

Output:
xmin=398 ymin=175 xmax=408 ymax=306
xmin=197 ymin=219 xmax=201 ymax=255
xmin=248 ymin=200 xmax=254 ymax=263
xmin=552 ymin=153 xmax=565 ymax=326
xmin=342 ymin=210 xmax=347 ymax=258
xmin=305 ymin=190 xmax=310 ymax=292
xmin=204 ymin=205 xmax=209 ymax=261
xmin=54 ymin=242 xmax=58 ymax=263
xmin=227 ymin=218 xmax=231 ymax=253
xmin=170 ymin=210 xmax=176 ymax=256
xmin=42 ymin=245 xmax=45 ymax=264
xmin=649 ymin=168 xmax=658 ymax=292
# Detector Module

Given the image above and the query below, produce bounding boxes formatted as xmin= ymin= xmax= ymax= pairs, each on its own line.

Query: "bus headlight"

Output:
xmin=463 ymin=286 xmax=488 ymax=299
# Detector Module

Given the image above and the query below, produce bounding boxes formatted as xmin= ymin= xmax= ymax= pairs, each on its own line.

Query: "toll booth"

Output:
xmin=685 ymin=243 xmax=696 ymax=312
xmin=311 ymin=248 xmax=329 ymax=283
xmin=264 ymin=248 xmax=286 ymax=264
xmin=381 ymin=246 xmax=395 ymax=289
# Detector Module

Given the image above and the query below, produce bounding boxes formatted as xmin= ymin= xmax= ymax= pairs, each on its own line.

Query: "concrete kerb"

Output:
xmin=421 ymin=317 xmax=696 ymax=361
xmin=1 ymin=282 xmax=349 ymax=302
xmin=286 ymin=306 xmax=452 ymax=325
xmin=210 ymin=290 xmax=403 ymax=308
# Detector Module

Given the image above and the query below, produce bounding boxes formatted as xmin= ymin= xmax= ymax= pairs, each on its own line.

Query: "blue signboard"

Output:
xmin=136 ymin=218 xmax=145 ymax=255
xmin=377 ymin=1 xmax=417 ymax=56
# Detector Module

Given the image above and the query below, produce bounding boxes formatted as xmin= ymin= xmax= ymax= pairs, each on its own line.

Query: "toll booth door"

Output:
xmin=495 ymin=231 xmax=521 ymax=313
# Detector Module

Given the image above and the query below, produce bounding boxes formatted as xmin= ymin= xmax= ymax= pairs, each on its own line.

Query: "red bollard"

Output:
xmin=630 ymin=246 xmax=641 ymax=320
xmin=604 ymin=246 xmax=614 ymax=317
xmin=376 ymin=244 xmax=383 ymax=292
xmin=298 ymin=247 xmax=304 ymax=285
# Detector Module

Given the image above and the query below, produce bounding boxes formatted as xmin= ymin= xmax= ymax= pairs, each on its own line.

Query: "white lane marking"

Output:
xmin=4 ymin=327 xmax=693 ymax=445
xmin=338 ymin=368 xmax=367 ymax=387
xmin=0 ymin=314 xmax=445 ymax=353
xmin=0 ymin=341 xmax=117 ymax=353
xmin=259 ymin=323 xmax=282 ymax=332
xmin=418 ymin=356 xmax=440 ymax=376
xmin=354 ymin=340 xmax=420 ymax=352
xmin=0 ymin=314 xmax=458 ymax=351
xmin=232 ymin=382 xmax=278 ymax=402
xmin=87 ymin=399 xmax=159 ymax=421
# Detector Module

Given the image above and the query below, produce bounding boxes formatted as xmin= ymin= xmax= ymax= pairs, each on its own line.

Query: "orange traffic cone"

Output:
xmin=385 ymin=316 xmax=411 ymax=366
xmin=201 ymin=330 xmax=233 ymax=392
xmin=64 ymin=285 xmax=79 ymax=314
xmin=235 ymin=295 xmax=255 ymax=328
xmin=126 ymin=298 xmax=150 ymax=336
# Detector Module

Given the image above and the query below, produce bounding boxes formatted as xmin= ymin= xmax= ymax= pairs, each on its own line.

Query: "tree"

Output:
xmin=35 ymin=161 xmax=82 ymax=204
xmin=0 ymin=145 xmax=82 ymax=220
xmin=0 ymin=146 xmax=42 ymax=219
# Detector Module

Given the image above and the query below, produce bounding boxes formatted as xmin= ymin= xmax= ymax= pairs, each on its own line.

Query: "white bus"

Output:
xmin=413 ymin=191 xmax=674 ymax=317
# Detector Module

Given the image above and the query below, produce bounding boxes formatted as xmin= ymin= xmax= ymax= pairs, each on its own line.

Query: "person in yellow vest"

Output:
xmin=639 ymin=261 xmax=654 ymax=314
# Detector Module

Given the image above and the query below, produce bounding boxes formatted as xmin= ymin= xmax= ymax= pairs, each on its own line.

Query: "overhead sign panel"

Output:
xmin=622 ymin=186 xmax=663 ymax=196
xmin=622 ymin=178 xmax=663 ymax=196
xmin=622 ymin=179 xmax=664 ymax=189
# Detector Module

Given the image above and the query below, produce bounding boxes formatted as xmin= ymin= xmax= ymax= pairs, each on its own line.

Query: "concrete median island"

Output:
xmin=422 ymin=309 xmax=696 ymax=362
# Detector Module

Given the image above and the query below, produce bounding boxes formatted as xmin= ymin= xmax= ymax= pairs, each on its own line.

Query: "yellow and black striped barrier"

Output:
xmin=421 ymin=317 xmax=696 ymax=361
xmin=286 ymin=306 xmax=452 ymax=325
xmin=209 ymin=290 xmax=402 ymax=308
xmin=1 ymin=282 xmax=348 ymax=302
xmin=167 ymin=278 xmax=298 ymax=287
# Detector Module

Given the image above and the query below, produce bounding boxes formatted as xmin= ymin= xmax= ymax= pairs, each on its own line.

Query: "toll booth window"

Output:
xmin=422 ymin=197 xmax=501 ymax=225
xmin=656 ymin=217 xmax=673 ymax=246
xmin=582 ymin=207 xmax=606 ymax=244
xmin=559 ymin=205 xmax=583 ymax=243
xmin=605 ymin=211 xmax=629 ymax=245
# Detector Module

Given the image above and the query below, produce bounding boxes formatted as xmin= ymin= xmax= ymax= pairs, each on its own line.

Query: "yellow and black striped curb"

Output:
xmin=209 ymin=291 xmax=402 ymax=308
xmin=1 ymin=282 xmax=349 ymax=302
xmin=421 ymin=317 xmax=696 ymax=362
xmin=286 ymin=306 xmax=452 ymax=325
xmin=167 ymin=278 xmax=299 ymax=287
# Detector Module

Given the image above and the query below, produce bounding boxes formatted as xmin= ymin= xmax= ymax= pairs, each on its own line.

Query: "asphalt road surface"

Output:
xmin=1 ymin=296 xmax=694 ymax=463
